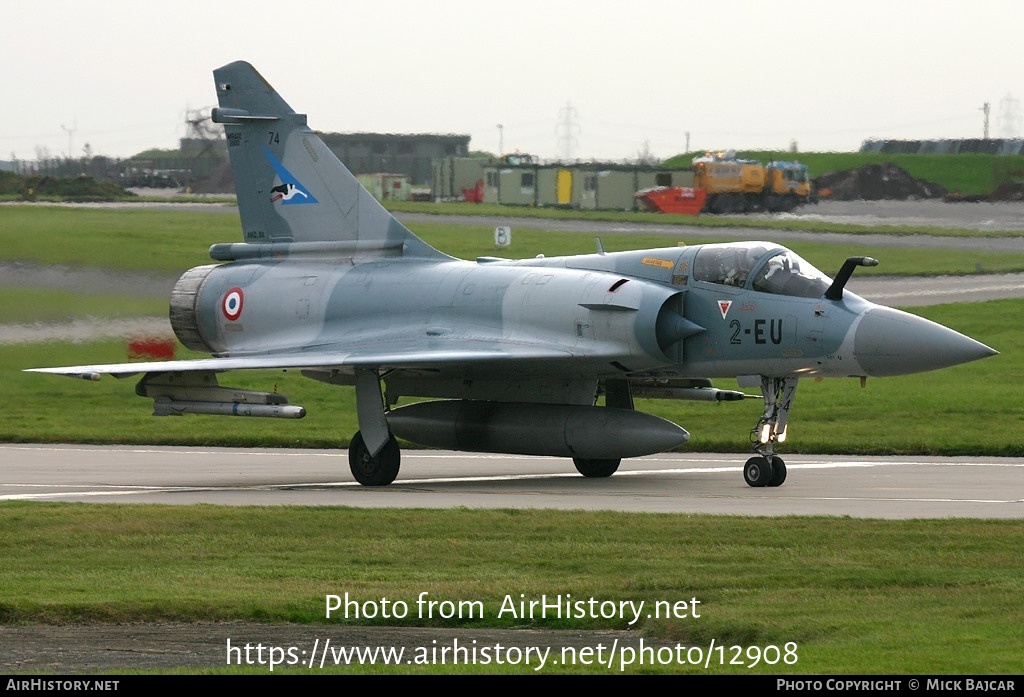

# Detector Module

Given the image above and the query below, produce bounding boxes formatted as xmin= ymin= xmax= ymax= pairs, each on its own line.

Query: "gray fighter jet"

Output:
xmin=28 ymin=61 xmax=997 ymax=487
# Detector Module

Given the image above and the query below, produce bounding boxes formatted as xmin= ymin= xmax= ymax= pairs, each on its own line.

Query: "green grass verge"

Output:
xmin=661 ymin=151 xmax=1024 ymax=198
xmin=0 ymin=287 xmax=166 ymax=324
xmin=388 ymin=199 xmax=1024 ymax=239
xmin=4 ymin=207 xmax=1024 ymax=276
xmin=4 ymin=300 xmax=1020 ymax=456
xmin=411 ymin=221 xmax=1024 ymax=277
xmin=0 ymin=207 xmax=236 ymax=273
xmin=0 ymin=504 xmax=1020 ymax=674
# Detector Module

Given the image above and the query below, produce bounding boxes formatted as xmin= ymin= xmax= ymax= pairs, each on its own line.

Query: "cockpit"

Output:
xmin=692 ymin=242 xmax=832 ymax=299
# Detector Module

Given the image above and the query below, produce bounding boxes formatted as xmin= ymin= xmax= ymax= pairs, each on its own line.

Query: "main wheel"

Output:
xmin=348 ymin=431 xmax=401 ymax=486
xmin=767 ymin=456 xmax=787 ymax=487
xmin=573 ymin=457 xmax=620 ymax=478
xmin=743 ymin=456 xmax=774 ymax=487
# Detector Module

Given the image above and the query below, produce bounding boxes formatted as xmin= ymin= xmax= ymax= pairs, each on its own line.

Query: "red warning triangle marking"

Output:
xmin=718 ymin=300 xmax=732 ymax=319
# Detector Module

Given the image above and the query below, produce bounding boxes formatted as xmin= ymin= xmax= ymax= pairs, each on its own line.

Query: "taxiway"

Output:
xmin=2 ymin=444 xmax=1020 ymax=519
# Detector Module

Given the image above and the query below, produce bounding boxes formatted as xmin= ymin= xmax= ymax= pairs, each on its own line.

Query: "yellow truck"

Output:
xmin=692 ymin=151 xmax=812 ymax=213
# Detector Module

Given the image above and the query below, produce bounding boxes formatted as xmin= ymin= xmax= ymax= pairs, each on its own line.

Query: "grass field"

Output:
xmin=4 ymin=207 xmax=1024 ymax=281
xmin=388 ymin=198 xmax=1024 ymax=239
xmin=0 ymin=287 xmax=166 ymax=324
xmin=1 ymin=504 xmax=1021 ymax=674
xmin=660 ymin=151 xmax=1024 ymax=198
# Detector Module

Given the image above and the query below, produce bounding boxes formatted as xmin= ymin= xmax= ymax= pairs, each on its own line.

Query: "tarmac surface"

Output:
xmin=3 ymin=445 xmax=1022 ymax=519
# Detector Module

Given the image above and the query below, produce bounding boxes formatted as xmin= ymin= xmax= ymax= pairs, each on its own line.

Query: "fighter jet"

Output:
xmin=28 ymin=61 xmax=997 ymax=488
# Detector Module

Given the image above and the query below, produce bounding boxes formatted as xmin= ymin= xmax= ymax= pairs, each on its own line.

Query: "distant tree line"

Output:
xmin=8 ymin=144 xmax=225 ymax=189
xmin=0 ymin=170 xmax=137 ymax=201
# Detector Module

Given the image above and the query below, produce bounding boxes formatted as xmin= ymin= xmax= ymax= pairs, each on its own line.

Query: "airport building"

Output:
xmin=433 ymin=155 xmax=694 ymax=211
xmin=320 ymin=133 xmax=470 ymax=186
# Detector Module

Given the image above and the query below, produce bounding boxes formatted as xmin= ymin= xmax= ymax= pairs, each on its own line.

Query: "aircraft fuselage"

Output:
xmin=172 ymin=242 xmax=980 ymax=394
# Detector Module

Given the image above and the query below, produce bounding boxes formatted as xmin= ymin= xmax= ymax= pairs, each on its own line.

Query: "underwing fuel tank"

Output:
xmin=386 ymin=401 xmax=690 ymax=459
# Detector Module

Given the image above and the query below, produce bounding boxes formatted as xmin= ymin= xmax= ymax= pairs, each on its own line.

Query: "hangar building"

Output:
xmin=320 ymin=133 xmax=470 ymax=185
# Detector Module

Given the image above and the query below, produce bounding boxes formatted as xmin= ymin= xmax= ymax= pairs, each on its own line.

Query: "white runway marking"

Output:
xmin=3 ymin=443 xmax=1021 ymax=522
xmin=3 ymin=446 xmax=1022 ymax=509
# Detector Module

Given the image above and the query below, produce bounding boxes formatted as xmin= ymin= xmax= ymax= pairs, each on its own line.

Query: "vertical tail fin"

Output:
xmin=211 ymin=61 xmax=446 ymax=258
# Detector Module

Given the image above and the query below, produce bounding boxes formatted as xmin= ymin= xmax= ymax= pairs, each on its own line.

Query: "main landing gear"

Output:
xmin=348 ymin=369 xmax=402 ymax=486
xmin=348 ymin=431 xmax=401 ymax=486
xmin=745 ymin=376 xmax=798 ymax=488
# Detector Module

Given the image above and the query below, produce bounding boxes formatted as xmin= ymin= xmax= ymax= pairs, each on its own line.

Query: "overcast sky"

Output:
xmin=3 ymin=0 xmax=1022 ymax=162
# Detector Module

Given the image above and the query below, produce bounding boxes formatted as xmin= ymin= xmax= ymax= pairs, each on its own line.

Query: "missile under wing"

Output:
xmin=27 ymin=61 xmax=997 ymax=487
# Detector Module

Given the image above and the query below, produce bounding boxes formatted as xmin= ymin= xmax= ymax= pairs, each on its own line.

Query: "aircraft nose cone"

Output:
xmin=854 ymin=307 xmax=998 ymax=377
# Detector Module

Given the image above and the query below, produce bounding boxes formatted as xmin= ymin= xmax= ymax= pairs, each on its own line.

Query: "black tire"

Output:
xmin=573 ymin=457 xmax=621 ymax=478
xmin=348 ymin=431 xmax=401 ymax=486
xmin=743 ymin=456 xmax=774 ymax=487
xmin=767 ymin=456 xmax=787 ymax=487
xmin=781 ymin=195 xmax=801 ymax=212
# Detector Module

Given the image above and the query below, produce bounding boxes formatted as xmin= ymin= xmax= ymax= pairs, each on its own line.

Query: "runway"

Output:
xmin=2 ymin=444 xmax=1021 ymax=519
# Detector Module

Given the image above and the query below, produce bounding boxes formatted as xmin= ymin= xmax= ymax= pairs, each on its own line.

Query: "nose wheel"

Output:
xmin=744 ymin=455 xmax=787 ymax=487
xmin=746 ymin=376 xmax=798 ymax=488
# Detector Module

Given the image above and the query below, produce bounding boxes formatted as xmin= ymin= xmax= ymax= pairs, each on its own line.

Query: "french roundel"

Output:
xmin=222 ymin=288 xmax=244 ymax=321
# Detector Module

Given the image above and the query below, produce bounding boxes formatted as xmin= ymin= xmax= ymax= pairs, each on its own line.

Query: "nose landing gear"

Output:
xmin=745 ymin=376 xmax=798 ymax=488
